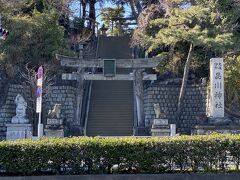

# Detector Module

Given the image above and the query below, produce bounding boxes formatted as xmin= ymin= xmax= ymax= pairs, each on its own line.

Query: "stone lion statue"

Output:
xmin=153 ymin=103 xmax=167 ymax=119
xmin=48 ymin=104 xmax=62 ymax=119
xmin=11 ymin=94 xmax=29 ymax=124
xmin=153 ymin=103 xmax=161 ymax=119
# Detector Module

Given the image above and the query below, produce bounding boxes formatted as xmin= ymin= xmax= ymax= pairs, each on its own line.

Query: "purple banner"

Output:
xmin=37 ymin=66 xmax=43 ymax=79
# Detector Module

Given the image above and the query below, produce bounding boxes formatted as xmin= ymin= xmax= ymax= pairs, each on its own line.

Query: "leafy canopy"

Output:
xmin=147 ymin=1 xmax=235 ymax=54
xmin=0 ymin=11 xmax=69 ymax=67
xmin=133 ymin=0 xmax=240 ymax=75
xmin=101 ymin=6 xmax=126 ymax=36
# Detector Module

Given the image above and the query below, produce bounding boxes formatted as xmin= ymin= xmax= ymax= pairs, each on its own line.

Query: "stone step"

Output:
xmin=87 ymin=80 xmax=134 ymax=136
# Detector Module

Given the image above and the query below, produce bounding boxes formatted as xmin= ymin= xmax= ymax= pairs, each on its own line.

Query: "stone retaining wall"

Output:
xmin=0 ymin=84 xmax=76 ymax=139
xmin=0 ymin=82 xmax=207 ymax=138
xmin=45 ymin=86 xmax=76 ymax=123
xmin=0 ymin=84 xmax=31 ymax=140
xmin=144 ymin=82 xmax=207 ymax=133
xmin=45 ymin=86 xmax=76 ymax=135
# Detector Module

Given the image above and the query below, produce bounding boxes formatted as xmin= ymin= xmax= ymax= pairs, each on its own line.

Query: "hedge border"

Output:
xmin=0 ymin=134 xmax=240 ymax=175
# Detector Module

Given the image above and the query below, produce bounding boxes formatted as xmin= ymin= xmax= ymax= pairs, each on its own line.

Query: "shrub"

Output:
xmin=0 ymin=134 xmax=240 ymax=175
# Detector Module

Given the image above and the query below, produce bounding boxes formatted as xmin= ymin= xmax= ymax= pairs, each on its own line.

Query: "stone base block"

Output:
xmin=152 ymin=125 xmax=170 ymax=129
xmin=192 ymin=125 xmax=240 ymax=135
xmin=6 ymin=124 xmax=32 ymax=140
xmin=46 ymin=118 xmax=63 ymax=129
xmin=151 ymin=128 xmax=171 ymax=136
xmin=45 ymin=129 xmax=64 ymax=138
xmin=153 ymin=119 xmax=168 ymax=126
xmin=208 ymin=117 xmax=232 ymax=125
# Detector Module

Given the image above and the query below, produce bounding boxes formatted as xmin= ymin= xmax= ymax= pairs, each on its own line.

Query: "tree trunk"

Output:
xmin=134 ymin=0 xmax=143 ymax=15
xmin=81 ymin=0 xmax=86 ymax=25
xmin=89 ymin=0 xmax=96 ymax=34
xmin=129 ymin=0 xmax=139 ymax=20
xmin=176 ymin=43 xmax=194 ymax=130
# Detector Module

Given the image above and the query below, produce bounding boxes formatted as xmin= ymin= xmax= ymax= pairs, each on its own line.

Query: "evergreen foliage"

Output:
xmin=0 ymin=134 xmax=240 ymax=175
xmin=134 ymin=0 xmax=240 ymax=75
xmin=0 ymin=12 xmax=69 ymax=67
xmin=133 ymin=0 xmax=240 ymax=125
xmin=101 ymin=6 xmax=126 ymax=36
xmin=225 ymin=55 xmax=240 ymax=108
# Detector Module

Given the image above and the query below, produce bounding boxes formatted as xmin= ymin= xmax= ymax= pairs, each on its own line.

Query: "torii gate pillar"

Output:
xmin=133 ymin=69 xmax=145 ymax=129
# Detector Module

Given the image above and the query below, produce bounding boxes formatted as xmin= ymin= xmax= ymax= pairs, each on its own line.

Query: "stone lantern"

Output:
xmin=100 ymin=24 xmax=108 ymax=36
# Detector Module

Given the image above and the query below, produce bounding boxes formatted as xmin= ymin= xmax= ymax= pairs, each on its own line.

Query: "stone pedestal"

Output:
xmin=45 ymin=118 xmax=63 ymax=129
xmin=153 ymin=118 xmax=169 ymax=126
xmin=44 ymin=118 xmax=64 ymax=138
xmin=192 ymin=125 xmax=240 ymax=135
xmin=6 ymin=124 xmax=32 ymax=140
xmin=151 ymin=119 xmax=171 ymax=136
xmin=151 ymin=128 xmax=171 ymax=136
xmin=45 ymin=129 xmax=64 ymax=137
xmin=208 ymin=117 xmax=231 ymax=125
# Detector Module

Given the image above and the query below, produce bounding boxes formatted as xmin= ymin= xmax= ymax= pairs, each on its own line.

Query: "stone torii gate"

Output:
xmin=56 ymin=54 xmax=160 ymax=135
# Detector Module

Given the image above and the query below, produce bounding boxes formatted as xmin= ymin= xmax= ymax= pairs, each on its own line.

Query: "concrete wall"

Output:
xmin=0 ymin=174 xmax=238 ymax=180
xmin=144 ymin=81 xmax=207 ymax=133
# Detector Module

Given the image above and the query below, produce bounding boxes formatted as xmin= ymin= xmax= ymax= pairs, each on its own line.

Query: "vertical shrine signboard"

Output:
xmin=210 ymin=58 xmax=224 ymax=117
xmin=104 ymin=59 xmax=116 ymax=77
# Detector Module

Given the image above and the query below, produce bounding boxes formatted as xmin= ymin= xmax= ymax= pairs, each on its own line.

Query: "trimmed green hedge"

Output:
xmin=0 ymin=134 xmax=240 ymax=175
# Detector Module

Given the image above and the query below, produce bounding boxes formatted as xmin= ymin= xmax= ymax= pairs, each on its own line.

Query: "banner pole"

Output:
xmin=37 ymin=66 xmax=43 ymax=139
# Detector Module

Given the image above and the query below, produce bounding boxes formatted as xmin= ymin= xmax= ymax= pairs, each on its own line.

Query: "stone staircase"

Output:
xmin=86 ymin=80 xmax=134 ymax=136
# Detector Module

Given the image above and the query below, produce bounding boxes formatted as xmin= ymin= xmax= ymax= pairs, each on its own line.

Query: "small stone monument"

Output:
xmin=6 ymin=94 xmax=32 ymax=140
xmin=151 ymin=104 xmax=176 ymax=136
xmin=208 ymin=58 xmax=231 ymax=125
xmin=44 ymin=104 xmax=64 ymax=137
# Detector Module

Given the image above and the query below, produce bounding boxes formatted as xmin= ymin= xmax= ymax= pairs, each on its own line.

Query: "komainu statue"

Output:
xmin=153 ymin=103 xmax=166 ymax=119
xmin=48 ymin=104 xmax=62 ymax=119
xmin=153 ymin=103 xmax=161 ymax=119
xmin=11 ymin=94 xmax=29 ymax=124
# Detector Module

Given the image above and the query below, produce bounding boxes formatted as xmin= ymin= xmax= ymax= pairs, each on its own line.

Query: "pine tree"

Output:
xmin=101 ymin=6 xmax=125 ymax=36
xmin=136 ymin=0 xmax=240 ymax=129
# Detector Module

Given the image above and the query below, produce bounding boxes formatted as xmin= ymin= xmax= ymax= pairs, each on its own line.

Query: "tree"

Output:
xmin=0 ymin=0 xmax=25 ymax=14
xmin=108 ymin=0 xmax=157 ymax=20
xmin=133 ymin=0 xmax=240 ymax=129
xmin=21 ymin=0 xmax=71 ymax=15
xmin=70 ymin=0 xmax=98 ymax=35
xmin=20 ymin=63 xmax=55 ymax=135
xmin=0 ymin=11 xmax=71 ymax=73
xmin=101 ymin=6 xmax=126 ymax=36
